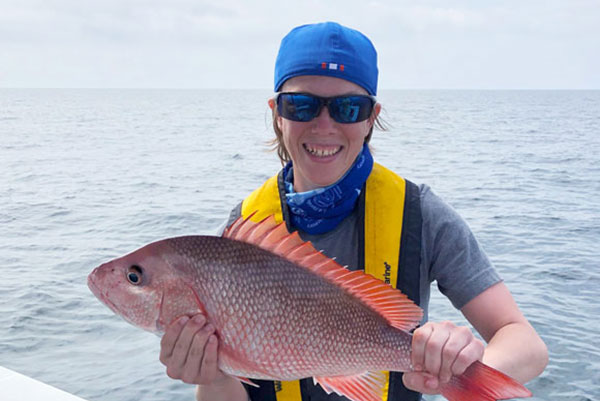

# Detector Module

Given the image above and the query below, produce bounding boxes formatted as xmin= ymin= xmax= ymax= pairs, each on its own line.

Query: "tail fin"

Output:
xmin=440 ymin=361 xmax=532 ymax=401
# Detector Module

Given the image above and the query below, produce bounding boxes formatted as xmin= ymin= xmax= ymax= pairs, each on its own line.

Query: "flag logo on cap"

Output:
xmin=321 ymin=62 xmax=344 ymax=71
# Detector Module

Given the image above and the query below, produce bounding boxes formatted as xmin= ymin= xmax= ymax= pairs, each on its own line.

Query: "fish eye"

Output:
xmin=126 ymin=265 xmax=144 ymax=285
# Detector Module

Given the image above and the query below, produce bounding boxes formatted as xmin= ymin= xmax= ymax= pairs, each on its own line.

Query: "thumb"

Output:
xmin=402 ymin=372 xmax=440 ymax=395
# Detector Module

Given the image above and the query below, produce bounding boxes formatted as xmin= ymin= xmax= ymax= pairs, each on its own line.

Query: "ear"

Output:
xmin=366 ymin=102 xmax=382 ymax=131
xmin=373 ymin=102 xmax=382 ymax=117
xmin=371 ymin=102 xmax=381 ymax=122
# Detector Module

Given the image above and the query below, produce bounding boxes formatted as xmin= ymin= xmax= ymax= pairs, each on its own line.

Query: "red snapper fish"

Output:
xmin=88 ymin=214 xmax=532 ymax=401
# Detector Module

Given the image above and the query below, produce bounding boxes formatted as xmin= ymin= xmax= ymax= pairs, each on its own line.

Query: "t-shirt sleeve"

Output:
xmin=420 ymin=185 xmax=502 ymax=309
xmin=215 ymin=201 xmax=243 ymax=236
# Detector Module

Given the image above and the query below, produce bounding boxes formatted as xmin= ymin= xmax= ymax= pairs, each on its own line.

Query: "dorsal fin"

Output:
xmin=223 ymin=213 xmax=423 ymax=331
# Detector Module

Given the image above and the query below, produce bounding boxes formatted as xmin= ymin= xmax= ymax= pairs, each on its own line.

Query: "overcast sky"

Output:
xmin=1 ymin=0 xmax=599 ymax=89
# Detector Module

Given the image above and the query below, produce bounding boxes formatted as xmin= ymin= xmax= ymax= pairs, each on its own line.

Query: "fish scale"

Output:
xmin=165 ymin=235 xmax=410 ymax=379
xmin=88 ymin=214 xmax=532 ymax=401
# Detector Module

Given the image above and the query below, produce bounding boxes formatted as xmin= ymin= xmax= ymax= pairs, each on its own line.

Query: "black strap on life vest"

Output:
xmin=382 ymin=179 xmax=423 ymax=401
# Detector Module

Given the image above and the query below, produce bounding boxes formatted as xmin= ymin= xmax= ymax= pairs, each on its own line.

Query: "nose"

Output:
xmin=313 ymin=105 xmax=336 ymax=132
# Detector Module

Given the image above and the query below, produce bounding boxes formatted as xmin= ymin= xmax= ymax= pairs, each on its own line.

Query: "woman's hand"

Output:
xmin=159 ymin=314 xmax=228 ymax=386
xmin=402 ymin=321 xmax=485 ymax=394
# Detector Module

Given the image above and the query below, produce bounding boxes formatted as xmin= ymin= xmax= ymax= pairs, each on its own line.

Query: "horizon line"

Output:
xmin=1 ymin=87 xmax=598 ymax=91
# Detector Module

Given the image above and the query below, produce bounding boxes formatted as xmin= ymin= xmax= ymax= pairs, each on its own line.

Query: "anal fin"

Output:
xmin=314 ymin=371 xmax=386 ymax=401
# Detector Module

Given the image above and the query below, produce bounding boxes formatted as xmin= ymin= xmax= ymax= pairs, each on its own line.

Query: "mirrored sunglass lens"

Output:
xmin=279 ymin=94 xmax=321 ymax=122
xmin=330 ymin=96 xmax=373 ymax=123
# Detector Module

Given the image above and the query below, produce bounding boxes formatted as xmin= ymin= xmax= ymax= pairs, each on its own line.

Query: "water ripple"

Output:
xmin=1 ymin=89 xmax=599 ymax=401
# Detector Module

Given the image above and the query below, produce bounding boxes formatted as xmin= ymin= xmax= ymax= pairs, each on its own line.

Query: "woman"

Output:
xmin=158 ymin=22 xmax=548 ymax=401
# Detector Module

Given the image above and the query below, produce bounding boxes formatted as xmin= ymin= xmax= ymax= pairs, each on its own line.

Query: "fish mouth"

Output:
xmin=87 ymin=271 xmax=101 ymax=297
xmin=87 ymin=271 xmax=121 ymax=315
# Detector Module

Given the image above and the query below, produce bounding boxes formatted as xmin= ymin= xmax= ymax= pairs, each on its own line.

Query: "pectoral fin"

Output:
xmin=234 ymin=376 xmax=259 ymax=387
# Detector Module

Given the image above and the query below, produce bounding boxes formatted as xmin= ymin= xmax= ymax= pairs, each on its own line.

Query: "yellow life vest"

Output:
xmin=241 ymin=162 xmax=422 ymax=401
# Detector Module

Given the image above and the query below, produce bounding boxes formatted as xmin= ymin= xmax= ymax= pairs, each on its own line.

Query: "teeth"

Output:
xmin=305 ymin=145 xmax=341 ymax=157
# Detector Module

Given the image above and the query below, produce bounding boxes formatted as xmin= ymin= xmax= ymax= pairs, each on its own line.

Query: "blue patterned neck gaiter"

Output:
xmin=283 ymin=143 xmax=373 ymax=235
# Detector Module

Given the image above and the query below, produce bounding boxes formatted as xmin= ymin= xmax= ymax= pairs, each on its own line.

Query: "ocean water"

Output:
xmin=1 ymin=89 xmax=599 ymax=401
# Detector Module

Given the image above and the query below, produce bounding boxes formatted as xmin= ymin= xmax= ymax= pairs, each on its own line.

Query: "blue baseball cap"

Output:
xmin=274 ymin=22 xmax=379 ymax=96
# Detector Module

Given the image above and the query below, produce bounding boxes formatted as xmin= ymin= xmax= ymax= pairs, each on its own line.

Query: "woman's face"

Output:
xmin=270 ymin=75 xmax=380 ymax=192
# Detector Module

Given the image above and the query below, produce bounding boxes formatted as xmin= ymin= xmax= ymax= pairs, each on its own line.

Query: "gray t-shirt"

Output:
xmin=224 ymin=183 xmax=501 ymax=321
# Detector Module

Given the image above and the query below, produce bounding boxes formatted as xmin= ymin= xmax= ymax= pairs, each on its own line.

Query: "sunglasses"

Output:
xmin=275 ymin=92 xmax=376 ymax=124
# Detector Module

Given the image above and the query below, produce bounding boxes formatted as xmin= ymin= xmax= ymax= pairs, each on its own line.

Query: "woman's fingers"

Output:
xmin=413 ymin=322 xmax=452 ymax=377
xmin=422 ymin=322 xmax=451 ymax=378
xmin=411 ymin=321 xmax=485 ymax=390
xmin=160 ymin=314 xmax=208 ymax=380
xmin=198 ymin=334 xmax=219 ymax=384
xmin=170 ymin=315 xmax=206 ymax=371
xmin=180 ymin=322 xmax=216 ymax=384
xmin=159 ymin=316 xmax=190 ymax=365
xmin=410 ymin=323 xmax=433 ymax=372
xmin=450 ymin=337 xmax=484 ymax=377
xmin=438 ymin=325 xmax=472 ymax=383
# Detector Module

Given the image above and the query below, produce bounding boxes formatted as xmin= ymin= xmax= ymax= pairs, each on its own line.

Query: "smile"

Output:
xmin=303 ymin=144 xmax=342 ymax=157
